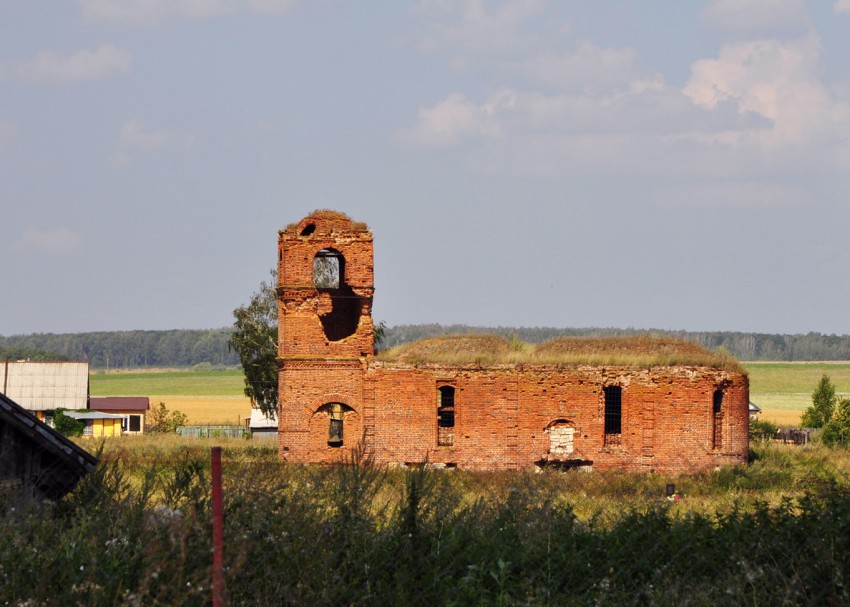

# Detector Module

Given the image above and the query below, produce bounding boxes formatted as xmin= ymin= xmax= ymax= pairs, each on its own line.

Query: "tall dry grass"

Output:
xmin=4 ymin=438 xmax=850 ymax=604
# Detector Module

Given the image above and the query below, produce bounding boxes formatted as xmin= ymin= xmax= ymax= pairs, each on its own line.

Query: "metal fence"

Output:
xmin=176 ymin=425 xmax=247 ymax=439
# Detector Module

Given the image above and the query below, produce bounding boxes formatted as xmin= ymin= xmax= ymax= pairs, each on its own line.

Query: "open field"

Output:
xmin=90 ymin=369 xmax=250 ymax=424
xmin=746 ymin=361 xmax=850 ymax=426
xmin=153 ymin=396 xmax=251 ymax=425
xmin=89 ymin=367 xmax=245 ymax=397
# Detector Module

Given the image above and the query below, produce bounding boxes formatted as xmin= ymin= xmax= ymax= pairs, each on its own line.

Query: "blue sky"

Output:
xmin=3 ymin=0 xmax=850 ymax=336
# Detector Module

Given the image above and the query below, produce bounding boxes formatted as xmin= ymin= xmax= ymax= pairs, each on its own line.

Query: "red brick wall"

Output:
xmin=277 ymin=211 xmax=749 ymax=473
xmin=278 ymin=212 xmax=374 ymax=359
xmin=278 ymin=360 xmax=748 ymax=473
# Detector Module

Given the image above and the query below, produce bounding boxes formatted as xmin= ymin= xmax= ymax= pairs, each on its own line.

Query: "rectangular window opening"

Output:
xmin=438 ymin=385 xmax=456 ymax=447
xmin=604 ymin=386 xmax=622 ymax=436
xmin=712 ymin=389 xmax=724 ymax=450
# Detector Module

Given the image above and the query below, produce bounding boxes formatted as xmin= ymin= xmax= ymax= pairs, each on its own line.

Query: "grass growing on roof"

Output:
xmin=284 ymin=209 xmax=369 ymax=232
xmin=378 ymin=333 xmax=743 ymax=370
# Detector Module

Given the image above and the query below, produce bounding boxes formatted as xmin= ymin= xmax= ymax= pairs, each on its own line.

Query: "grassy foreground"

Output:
xmin=3 ymin=436 xmax=850 ymax=605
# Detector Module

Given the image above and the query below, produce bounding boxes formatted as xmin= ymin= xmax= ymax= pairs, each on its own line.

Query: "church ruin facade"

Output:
xmin=277 ymin=211 xmax=749 ymax=473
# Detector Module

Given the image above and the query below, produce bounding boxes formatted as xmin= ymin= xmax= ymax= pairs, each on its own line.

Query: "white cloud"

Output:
xmin=15 ymin=45 xmax=132 ymax=84
xmin=413 ymin=0 xmax=547 ymax=54
xmin=517 ymin=42 xmax=645 ymax=91
xmin=77 ymin=0 xmax=296 ymax=25
xmin=0 ymin=122 xmax=17 ymax=150
xmin=836 ymin=0 xmax=850 ymax=16
xmin=11 ymin=227 xmax=81 ymax=254
xmin=702 ymin=0 xmax=808 ymax=31
xmin=682 ymin=34 xmax=846 ymax=147
xmin=396 ymin=91 xmax=514 ymax=148
xmin=120 ymin=119 xmax=173 ymax=149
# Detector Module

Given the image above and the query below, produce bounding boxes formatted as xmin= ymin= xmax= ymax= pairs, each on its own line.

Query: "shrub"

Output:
xmin=53 ymin=408 xmax=84 ymax=437
xmin=749 ymin=418 xmax=779 ymax=441
xmin=148 ymin=401 xmax=189 ymax=433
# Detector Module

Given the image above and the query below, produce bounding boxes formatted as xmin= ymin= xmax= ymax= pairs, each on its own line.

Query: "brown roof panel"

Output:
xmin=89 ymin=396 xmax=150 ymax=411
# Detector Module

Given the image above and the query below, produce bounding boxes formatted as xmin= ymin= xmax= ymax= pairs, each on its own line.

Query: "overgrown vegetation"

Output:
xmin=379 ymin=333 xmax=742 ymax=370
xmin=53 ymin=408 xmax=84 ymax=437
xmin=4 ymin=438 xmax=850 ymax=605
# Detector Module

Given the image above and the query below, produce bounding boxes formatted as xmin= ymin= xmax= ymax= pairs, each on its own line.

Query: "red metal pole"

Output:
xmin=211 ymin=446 xmax=224 ymax=606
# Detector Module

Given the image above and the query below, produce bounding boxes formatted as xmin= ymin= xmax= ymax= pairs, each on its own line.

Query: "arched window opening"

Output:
xmin=437 ymin=385 xmax=455 ymax=447
xmin=712 ymin=388 xmax=724 ymax=450
xmin=300 ymin=223 xmax=316 ymax=237
xmin=314 ymin=249 xmax=342 ymax=289
xmin=313 ymin=249 xmax=360 ymax=341
xmin=322 ymin=402 xmax=352 ymax=447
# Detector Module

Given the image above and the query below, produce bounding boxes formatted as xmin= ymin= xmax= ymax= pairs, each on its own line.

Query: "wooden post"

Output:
xmin=211 ymin=447 xmax=224 ymax=606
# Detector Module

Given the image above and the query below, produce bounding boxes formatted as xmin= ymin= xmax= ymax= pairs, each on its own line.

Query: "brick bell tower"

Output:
xmin=277 ymin=211 xmax=374 ymax=462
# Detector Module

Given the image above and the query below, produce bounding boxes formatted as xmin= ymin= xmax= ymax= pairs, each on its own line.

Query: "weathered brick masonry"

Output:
xmin=278 ymin=211 xmax=749 ymax=473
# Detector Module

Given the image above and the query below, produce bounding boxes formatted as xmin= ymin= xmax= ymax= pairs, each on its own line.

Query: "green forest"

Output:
xmin=2 ymin=325 xmax=850 ymax=368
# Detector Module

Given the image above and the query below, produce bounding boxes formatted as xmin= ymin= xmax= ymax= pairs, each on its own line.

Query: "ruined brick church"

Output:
xmin=277 ymin=211 xmax=749 ymax=473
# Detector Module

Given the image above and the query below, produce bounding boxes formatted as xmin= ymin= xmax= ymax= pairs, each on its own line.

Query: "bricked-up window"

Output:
xmin=547 ymin=420 xmax=575 ymax=456
xmin=437 ymin=386 xmax=455 ymax=447
xmin=314 ymin=249 xmax=341 ymax=289
xmin=604 ymin=386 xmax=622 ymax=435
xmin=712 ymin=388 xmax=724 ymax=450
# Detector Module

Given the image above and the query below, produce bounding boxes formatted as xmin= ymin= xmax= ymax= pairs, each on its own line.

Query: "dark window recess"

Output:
xmin=129 ymin=415 xmax=141 ymax=432
xmin=300 ymin=223 xmax=316 ymax=236
xmin=314 ymin=249 xmax=360 ymax=341
xmin=328 ymin=403 xmax=344 ymax=446
xmin=604 ymin=386 xmax=622 ymax=435
xmin=712 ymin=389 xmax=724 ymax=450
xmin=438 ymin=386 xmax=455 ymax=447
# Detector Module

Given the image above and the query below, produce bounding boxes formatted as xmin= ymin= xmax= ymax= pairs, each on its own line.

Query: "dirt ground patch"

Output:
xmin=152 ymin=396 xmax=252 ymax=425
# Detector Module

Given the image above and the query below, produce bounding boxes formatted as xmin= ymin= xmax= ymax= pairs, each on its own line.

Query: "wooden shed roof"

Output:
xmin=0 ymin=391 xmax=97 ymax=499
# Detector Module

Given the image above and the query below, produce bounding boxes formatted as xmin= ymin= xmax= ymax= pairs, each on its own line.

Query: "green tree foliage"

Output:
xmin=801 ymin=374 xmax=837 ymax=428
xmin=0 ymin=329 xmax=238 ymax=368
xmin=147 ymin=401 xmax=188 ymax=433
xmin=749 ymin=418 xmax=778 ymax=441
xmin=0 ymin=347 xmax=70 ymax=362
xmin=821 ymin=398 xmax=850 ymax=446
xmin=6 ymin=324 xmax=850 ymax=364
xmin=229 ymin=271 xmax=279 ymax=417
xmin=53 ymin=409 xmax=84 ymax=437
xmin=374 ymin=320 xmax=387 ymax=352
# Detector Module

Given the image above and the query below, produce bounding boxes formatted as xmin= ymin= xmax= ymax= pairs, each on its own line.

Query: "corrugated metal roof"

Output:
xmin=0 ymin=391 xmax=98 ymax=498
xmin=64 ymin=411 xmax=125 ymax=420
xmin=0 ymin=361 xmax=88 ymax=411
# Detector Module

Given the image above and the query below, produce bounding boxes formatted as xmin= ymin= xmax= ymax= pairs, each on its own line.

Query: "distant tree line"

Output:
xmin=3 ymin=324 xmax=850 ymax=368
xmin=0 ymin=329 xmax=239 ymax=368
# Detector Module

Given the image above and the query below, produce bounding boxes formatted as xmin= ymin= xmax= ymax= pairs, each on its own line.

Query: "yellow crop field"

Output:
xmin=152 ymin=396 xmax=252 ymax=425
xmin=758 ymin=408 xmax=802 ymax=426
